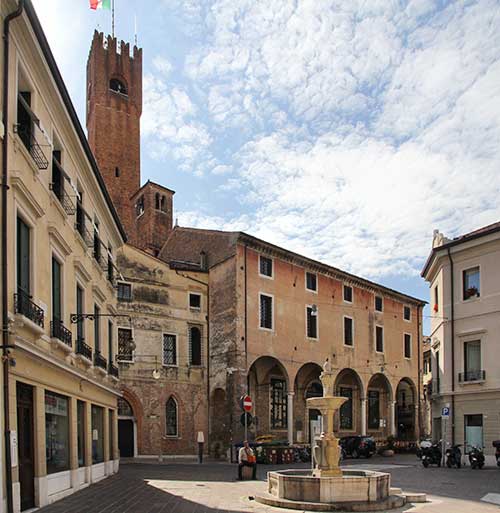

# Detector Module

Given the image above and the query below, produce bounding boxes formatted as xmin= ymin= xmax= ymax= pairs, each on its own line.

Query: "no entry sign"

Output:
xmin=241 ymin=395 xmax=252 ymax=412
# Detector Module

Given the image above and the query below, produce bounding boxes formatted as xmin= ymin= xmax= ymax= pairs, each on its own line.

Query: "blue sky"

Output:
xmin=32 ymin=0 xmax=500 ymax=331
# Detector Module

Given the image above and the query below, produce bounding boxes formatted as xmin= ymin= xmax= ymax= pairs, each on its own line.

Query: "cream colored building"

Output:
xmin=1 ymin=1 xmax=126 ymax=511
xmin=422 ymin=223 xmax=500 ymax=464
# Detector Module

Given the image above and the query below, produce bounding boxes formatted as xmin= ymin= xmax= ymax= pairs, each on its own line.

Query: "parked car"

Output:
xmin=340 ymin=436 xmax=376 ymax=458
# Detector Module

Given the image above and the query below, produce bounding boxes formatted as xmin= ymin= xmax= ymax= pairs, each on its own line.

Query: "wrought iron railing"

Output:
xmin=51 ymin=159 xmax=76 ymax=215
xmin=108 ymin=362 xmax=119 ymax=378
xmin=15 ymin=125 xmax=49 ymax=170
xmin=459 ymin=370 xmax=485 ymax=382
xmin=76 ymin=337 xmax=92 ymax=361
xmin=50 ymin=319 xmax=72 ymax=347
xmin=93 ymin=239 xmax=108 ymax=272
xmin=75 ymin=205 xmax=93 ymax=247
xmin=14 ymin=290 xmax=44 ymax=328
xmin=94 ymin=350 xmax=108 ymax=370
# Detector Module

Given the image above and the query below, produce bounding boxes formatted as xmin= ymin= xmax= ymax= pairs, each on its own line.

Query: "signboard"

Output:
xmin=240 ymin=395 xmax=252 ymax=412
xmin=441 ymin=406 xmax=450 ymax=419
xmin=240 ymin=412 xmax=253 ymax=427
xmin=10 ymin=431 xmax=18 ymax=468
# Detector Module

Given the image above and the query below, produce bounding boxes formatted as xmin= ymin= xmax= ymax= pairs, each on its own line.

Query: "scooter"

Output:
xmin=493 ymin=440 xmax=500 ymax=467
xmin=417 ymin=439 xmax=432 ymax=459
xmin=446 ymin=444 xmax=462 ymax=468
xmin=421 ymin=441 xmax=442 ymax=468
xmin=468 ymin=446 xmax=485 ymax=469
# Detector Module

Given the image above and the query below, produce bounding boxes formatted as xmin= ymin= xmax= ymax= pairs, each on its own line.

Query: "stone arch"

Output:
xmin=334 ymin=368 xmax=364 ymax=435
xmin=395 ymin=377 xmax=417 ymax=441
xmin=119 ymin=387 xmax=144 ymax=457
xmin=109 ymin=76 xmax=128 ymax=95
xmin=366 ymin=373 xmax=393 ymax=439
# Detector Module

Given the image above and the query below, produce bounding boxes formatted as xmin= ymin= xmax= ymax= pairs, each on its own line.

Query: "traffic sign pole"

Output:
xmin=244 ymin=410 xmax=248 ymax=441
xmin=441 ymin=405 xmax=450 ymax=466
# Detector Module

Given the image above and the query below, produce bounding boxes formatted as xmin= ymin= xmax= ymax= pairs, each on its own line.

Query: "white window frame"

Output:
xmin=188 ymin=291 xmax=202 ymax=311
xmin=305 ymin=304 xmax=319 ymax=340
xmin=258 ymin=255 xmax=274 ymax=280
xmin=461 ymin=264 xmax=481 ymax=303
xmin=343 ymin=283 xmax=353 ymax=304
xmin=459 ymin=331 xmax=485 ymax=383
xmin=375 ymin=324 xmax=384 ymax=354
xmin=403 ymin=332 xmax=412 ymax=359
xmin=343 ymin=315 xmax=354 ymax=347
xmin=403 ymin=305 xmax=411 ymax=322
xmin=374 ymin=295 xmax=383 ymax=313
xmin=162 ymin=332 xmax=178 ymax=367
xmin=259 ymin=292 xmax=274 ymax=332
xmin=305 ymin=271 xmax=318 ymax=293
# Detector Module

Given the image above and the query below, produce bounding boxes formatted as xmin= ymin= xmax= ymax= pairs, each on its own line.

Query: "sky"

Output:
xmin=31 ymin=0 xmax=500 ymax=331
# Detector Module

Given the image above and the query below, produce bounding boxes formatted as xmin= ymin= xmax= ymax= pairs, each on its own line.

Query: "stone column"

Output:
xmin=287 ymin=392 xmax=294 ymax=445
xmin=390 ymin=401 xmax=397 ymax=437
xmin=360 ymin=398 xmax=367 ymax=436
xmin=33 ymin=386 xmax=48 ymax=507
xmin=69 ymin=397 xmax=79 ymax=491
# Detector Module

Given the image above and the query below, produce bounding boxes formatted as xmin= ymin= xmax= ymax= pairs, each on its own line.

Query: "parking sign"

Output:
xmin=441 ymin=406 xmax=450 ymax=418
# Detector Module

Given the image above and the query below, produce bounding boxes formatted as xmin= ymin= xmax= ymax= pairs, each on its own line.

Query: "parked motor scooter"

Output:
xmin=417 ymin=439 xmax=432 ymax=459
xmin=446 ymin=444 xmax=462 ymax=468
xmin=421 ymin=441 xmax=442 ymax=468
xmin=493 ymin=440 xmax=500 ymax=467
xmin=468 ymin=446 xmax=485 ymax=469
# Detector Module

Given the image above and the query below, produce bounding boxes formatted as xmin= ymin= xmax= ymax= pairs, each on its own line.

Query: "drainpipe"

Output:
xmin=2 ymin=3 xmax=25 ymax=512
xmin=447 ymin=248 xmax=455 ymax=445
xmin=244 ymin=245 xmax=248 ymax=391
xmin=417 ymin=304 xmax=422 ymax=439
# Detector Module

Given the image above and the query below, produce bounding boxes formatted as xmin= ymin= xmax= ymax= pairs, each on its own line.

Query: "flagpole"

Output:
xmin=112 ymin=0 xmax=115 ymax=38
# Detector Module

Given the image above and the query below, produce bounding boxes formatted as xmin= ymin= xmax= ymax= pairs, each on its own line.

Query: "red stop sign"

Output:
xmin=242 ymin=395 xmax=252 ymax=412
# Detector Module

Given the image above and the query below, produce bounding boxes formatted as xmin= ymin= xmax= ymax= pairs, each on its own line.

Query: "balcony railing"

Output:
xmin=50 ymin=319 xmax=72 ymax=347
xmin=75 ymin=205 xmax=93 ymax=247
xmin=108 ymin=362 xmax=119 ymax=378
xmin=76 ymin=337 xmax=92 ymax=361
xmin=51 ymin=158 xmax=76 ymax=215
xmin=14 ymin=290 xmax=44 ymax=328
xmin=94 ymin=350 xmax=108 ymax=370
xmin=93 ymin=239 xmax=108 ymax=272
xmin=459 ymin=370 xmax=485 ymax=383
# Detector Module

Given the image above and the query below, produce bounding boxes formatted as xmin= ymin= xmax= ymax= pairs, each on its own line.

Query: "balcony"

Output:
xmin=51 ymin=158 xmax=76 ymax=215
xmin=50 ymin=319 xmax=72 ymax=349
xmin=459 ymin=370 xmax=485 ymax=383
xmin=76 ymin=337 xmax=92 ymax=362
xmin=94 ymin=350 xmax=108 ymax=371
xmin=108 ymin=362 xmax=119 ymax=379
xmin=14 ymin=290 xmax=44 ymax=328
xmin=75 ymin=205 xmax=93 ymax=247
xmin=93 ymin=238 xmax=108 ymax=272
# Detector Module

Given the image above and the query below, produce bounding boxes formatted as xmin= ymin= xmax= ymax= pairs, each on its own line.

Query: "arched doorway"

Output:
xmin=248 ymin=356 xmax=289 ymax=440
xmin=396 ymin=378 xmax=417 ymax=441
xmin=366 ymin=373 xmax=393 ymax=439
xmin=294 ymin=362 xmax=323 ymax=445
xmin=334 ymin=369 xmax=364 ymax=436
xmin=118 ymin=397 xmax=136 ymax=457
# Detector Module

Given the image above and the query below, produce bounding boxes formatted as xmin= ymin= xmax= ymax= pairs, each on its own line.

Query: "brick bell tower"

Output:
xmin=86 ymin=31 xmax=142 ymax=241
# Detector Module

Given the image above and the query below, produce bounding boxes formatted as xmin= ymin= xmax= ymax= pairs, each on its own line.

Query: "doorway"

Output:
xmin=118 ymin=419 xmax=134 ymax=457
xmin=16 ymin=382 xmax=34 ymax=511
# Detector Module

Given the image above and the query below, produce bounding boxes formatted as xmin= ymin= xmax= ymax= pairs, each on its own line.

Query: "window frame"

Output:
xmin=162 ymin=332 xmax=178 ymax=367
xmin=343 ymin=315 xmax=354 ymax=347
xmin=305 ymin=271 xmax=318 ymax=293
xmin=375 ymin=325 xmax=384 ymax=353
xmin=269 ymin=378 xmax=287 ymax=430
xmin=305 ymin=305 xmax=319 ymax=340
xmin=343 ymin=284 xmax=353 ymax=304
xmin=188 ymin=292 xmax=202 ymax=311
xmin=259 ymin=292 xmax=274 ymax=331
xmin=403 ymin=305 xmax=411 ymax=322
xmin=165 ymin=396 xmax=179 ymax=438
xmin=117 ymin=326 xmax=134 ymax=363
xmin=188 ymin=325 xmax=203 ymax=367
xmin=374 ymin=295 xmax=383 ymax=313
xmin=117 ymin=281 xmax=132 ymax=302
xmin=259 ymin=255 xmax=274 ymax=279
xmin=51 ymin=253 xmax=64 ymax=324
xmin=462 ymin=266 xmax=481 ymax=301
xmin=404 ymin=332 xmax=412 ymax=359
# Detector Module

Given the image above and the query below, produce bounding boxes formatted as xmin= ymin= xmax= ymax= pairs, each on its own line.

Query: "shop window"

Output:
xmin=166 ymin=397 xmax=178 ymax=437
xmin=189 ymin=326 xmax=202 ymax=366
xmin=368 ymin=390 xmax=380 ymax=429
xmin=270 ymin=379 xmax=287 ymax=429
xmin=464 ymin=414 xmax=483 ymax=453
xmin=339 ymin=387 xmax=353 ymax=429
xmin=91 ymin=405 xmax=104 ymax=464
xmin=45 ymin=391 xmax=70 ymax=474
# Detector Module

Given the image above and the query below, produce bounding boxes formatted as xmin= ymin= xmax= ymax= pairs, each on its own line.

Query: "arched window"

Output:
xmin=189 ymin=326 xmax=202 ymax=366
xmin=166 ymin=397 xmax=178 ymax=437
xmin=155 ymin=192 xmax=161 ymax=210
xmin=160 ymin=195 xmax=167 ymax=212
xmin=109 ymin=78 xmax=128 ymax=95
xmin=118 ymin=397 xmax=133 ymax=417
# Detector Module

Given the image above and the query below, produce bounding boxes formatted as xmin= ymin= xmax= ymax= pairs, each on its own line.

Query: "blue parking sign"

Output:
xmin=441 ymin=406 xmax=450 ymax=418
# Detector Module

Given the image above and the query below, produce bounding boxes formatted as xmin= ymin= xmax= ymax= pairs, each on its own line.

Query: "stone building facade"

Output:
xmin=422 ymin=223 xmax=500 ymax=464
xmin=1 ymin=2 xmax=126 ymax=511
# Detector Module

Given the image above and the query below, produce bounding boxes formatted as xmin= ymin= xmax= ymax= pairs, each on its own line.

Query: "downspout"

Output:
xmin=244 ymin=245 xmax=248 ymax=392
xmin=417 ymin=304 xmax=422 ymax=438
xmin=2 ymin=3 xmax=25 ymax=513
xmin=447 ymin=247 xmax=455 ymax=445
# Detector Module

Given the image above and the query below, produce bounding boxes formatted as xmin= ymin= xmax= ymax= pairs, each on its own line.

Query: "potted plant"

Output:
xmin=464 ymin=286 xmax=479 ymax=299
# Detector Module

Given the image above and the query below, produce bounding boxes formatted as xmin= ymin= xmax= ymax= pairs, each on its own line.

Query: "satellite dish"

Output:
xmin=152 ymin=369 xmax=161 ymax=380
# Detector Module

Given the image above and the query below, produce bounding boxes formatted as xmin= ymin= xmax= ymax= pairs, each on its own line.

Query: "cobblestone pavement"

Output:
xmin=38 ymin=455 xmax=500 ymax=513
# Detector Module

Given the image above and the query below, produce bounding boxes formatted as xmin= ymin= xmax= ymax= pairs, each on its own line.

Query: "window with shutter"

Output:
xmin=52 ymin=257 xmax=61 ymax=322
xmin=344 ymin=317 xmax=353 ymax=346
xmin=260 ymin=294 xmax=273 ymax=329
xmin=306 ymin=306 xmax=318 ymax=338
xmin=17 ymin=217 xmax=31 ymax=294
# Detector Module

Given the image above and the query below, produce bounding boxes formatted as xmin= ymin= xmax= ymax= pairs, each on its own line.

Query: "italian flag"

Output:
xmin=90 ymin=0 xmax=111 ymax=9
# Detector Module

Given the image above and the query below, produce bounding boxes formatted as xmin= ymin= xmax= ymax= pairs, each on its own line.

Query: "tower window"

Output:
xmin=109 ymin=78 xmax=128 ymax=96
xmin=115 ymin=167 xmax=120 ymax=177
xmin=136 ymin=196 xmax=144 ymax=217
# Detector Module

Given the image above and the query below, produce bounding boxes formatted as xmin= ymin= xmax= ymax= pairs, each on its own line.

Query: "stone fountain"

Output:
xmin=255 ymin=359 xmax=415 ymax=512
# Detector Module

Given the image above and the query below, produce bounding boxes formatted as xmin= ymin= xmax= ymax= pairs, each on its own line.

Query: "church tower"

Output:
xmin=86 ymin=31 xmax=142 ymax=240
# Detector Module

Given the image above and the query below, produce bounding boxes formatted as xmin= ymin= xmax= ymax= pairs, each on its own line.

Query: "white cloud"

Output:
xmin=152 ymin=55 xmax=173 ymax=76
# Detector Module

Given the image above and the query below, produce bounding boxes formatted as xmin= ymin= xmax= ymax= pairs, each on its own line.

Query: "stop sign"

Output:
xmin=242 ymin=395 xmax=252 ymax=412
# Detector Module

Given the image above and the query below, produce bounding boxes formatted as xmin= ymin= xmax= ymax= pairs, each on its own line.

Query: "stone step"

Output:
xmin=403 ymin=492 xmax=427 ymax=503
xmin=390 ymin=487 xmax=402 ymax=495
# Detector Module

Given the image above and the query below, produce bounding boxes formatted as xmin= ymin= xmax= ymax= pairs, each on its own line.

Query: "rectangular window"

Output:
xmin=464 ymin=414 xmax=483 ymax=453
xmin=270 ymin=379 xmax=287 ymax=429
xmin=163 ymin=334 xmax=177 ymax=366
xmin=52 ymin=257 xmax=62 ymax=323
xmin=368 ymin=390 xmax=380 ymax=430
xmin=91 ymin=405 xmax=104 ymax=464
xmin=375 ymin=295 xmax=383 ymax=312
xmin=17 ymin=217 xmax=30 ymax=294
xmin=306 ymin=306 xmax=318 ymax=339
xmin=117 ymin=282 xmax=132 ymax=302
xmin=343 ymin=284 xmax=353 ymax=303
xmin=434 ymin=285 xmax=439 ymax=312
xmin=259 ymin=255 xmax=273 ymax=278
xmin=94 ymin=304 xmax=101 ymax=352
xmin=189 ymin=326 xmax=202 ymax=366
xmin=260 ymin=294 xmax=273 ymax=330
xmin=189 ymin=292 xmax=201 ymax=309
xmin=463 ymin=267 xmax=480 ymax=300
xmin=339 ymin=387 xmax=353 ymax=430
xmin=17 ymin=91 xmax=33 ymax=151
xmin=76 ymin=285 xmax=85 ymax=342
xmin=77 ymin=400 xmax=85 ymax=467
xmin=404 ymin=334 xmax=412 ymax=358
xmin=403 ymin=306 xmax=411 ymax=321
xmin=306 ymin=272 xmax=317 ymax=292
xmin=344 ymin=317 xmax=353 ymax=346
xmin=117 ymin=327 xmax=133 ymax=362
xmin=463 ymin=340 xmax=482 ymax=381
xmin=375 ymin=326 xmax=384 ymax=353
xmin=45 ymin=391 xmax=69 ymax=474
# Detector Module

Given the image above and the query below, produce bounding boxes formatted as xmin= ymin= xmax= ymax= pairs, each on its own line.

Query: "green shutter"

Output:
xmin=17 ymin=217 xmax=30 ymax=294
xmin=52 ymin=257 xmax=61 ymax=322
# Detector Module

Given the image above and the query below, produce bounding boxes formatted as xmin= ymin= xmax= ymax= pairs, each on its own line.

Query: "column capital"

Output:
xmin=287 ymin=392 xmax=295 ymax=397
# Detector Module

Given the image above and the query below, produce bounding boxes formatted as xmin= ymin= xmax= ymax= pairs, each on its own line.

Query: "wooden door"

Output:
xmin=16 ymin=382 xmax=34 ymax=511
xmin=118 ymin=419 xmax=134 ymax=457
